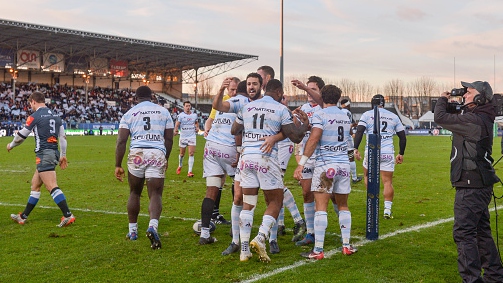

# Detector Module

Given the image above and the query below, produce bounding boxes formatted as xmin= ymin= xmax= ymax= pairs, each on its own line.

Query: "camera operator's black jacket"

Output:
xmin=434 ymin=97 xmax=500 ymax=188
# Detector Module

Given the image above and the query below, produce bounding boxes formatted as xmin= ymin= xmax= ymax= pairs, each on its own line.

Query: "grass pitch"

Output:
xmin=1 ymin=135 xmax=503 ymax=282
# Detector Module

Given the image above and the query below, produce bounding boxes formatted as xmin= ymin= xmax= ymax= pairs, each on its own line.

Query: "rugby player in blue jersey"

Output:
xmin=8 ymin=91 xmax=74 ymax=228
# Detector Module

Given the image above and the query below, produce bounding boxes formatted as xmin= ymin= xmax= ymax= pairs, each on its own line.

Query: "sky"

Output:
xmin=1 ymin=0 xmax=503 ymax=93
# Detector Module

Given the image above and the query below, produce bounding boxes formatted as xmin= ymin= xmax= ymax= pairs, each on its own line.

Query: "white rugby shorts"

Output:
xmin=277 ymin=142 xmax=294 ymax=171
xmin=202 ymin=140 xmax=237 ymax=177
xmin=179 ymin=137 xmax=196 ymax=148
xmin=311 ymin=163 xmax=351 ymax=194
xmin=239 ymin=154 xmax=284 ymax=190
xmin=127 ymin=148 xmax=167 ymax=179
xmin=363 ymin=152 xmax=395 ymax=172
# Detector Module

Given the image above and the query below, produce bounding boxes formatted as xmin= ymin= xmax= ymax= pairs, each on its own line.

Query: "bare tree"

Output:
xmin=355 ymin=80 xmax=374 ymax=102
xmin=198 ymin=77 xmax=214 ymax=98
xmin=384 ymin=79 xmax=405 ymax=108
xmin=337 ymin=78 xmax=356 ymax=101
xmin=408 ymin=77 xmax=436 ymax=118
xmin=285 ymin=74 xmax=310 ymax=102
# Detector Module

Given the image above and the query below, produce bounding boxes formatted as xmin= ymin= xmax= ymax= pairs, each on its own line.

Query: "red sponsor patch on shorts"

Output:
xmin=36 ymin=157 xmax=41 ymax=164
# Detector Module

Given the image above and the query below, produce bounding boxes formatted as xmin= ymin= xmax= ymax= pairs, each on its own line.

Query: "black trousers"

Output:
xmin=453 ymin=186 xmax=503 ymax=283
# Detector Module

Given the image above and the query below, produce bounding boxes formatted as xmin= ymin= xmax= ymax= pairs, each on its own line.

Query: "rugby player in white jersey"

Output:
xmin=198 ymin=79 xmax=244 ymax=245
xmin=231 ymin=79 xmax=309 ymax=263
xmin=255 ymin=66 xmax=305 ymax=254
xmin=291 ymin=76 xmax=325 ymax=246
xmin=213 ymin=73 xmax=263 ymax=256
xmin=294 ymin=85 xmax=357 ymax=259
xmin=353 ymin=94 xmax=407 ymax=219
xmin=174 ymin=101 xmax=199 ymax=177
xmin=115 ymin=86 xmax=174 ymax=250
xmin=339 ymin=99 xmax=362 ymax=184
xmin=273 ymin=94 xmax=306 ymax=246
xmin=204 ymin=77 xmax=240 ymax=225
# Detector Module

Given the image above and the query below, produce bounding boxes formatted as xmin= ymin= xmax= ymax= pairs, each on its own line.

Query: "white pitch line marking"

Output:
xmin=0 ymin=202 xmax=199 ymax=222
xmin=240 ymin=205 xmax=503 ymax=283
xmin=2 ymin=201 xmax=501 ymax=282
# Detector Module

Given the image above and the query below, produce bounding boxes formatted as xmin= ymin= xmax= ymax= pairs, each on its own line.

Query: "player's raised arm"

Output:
xmin=212 ymin=77 xmax=233 ymax=112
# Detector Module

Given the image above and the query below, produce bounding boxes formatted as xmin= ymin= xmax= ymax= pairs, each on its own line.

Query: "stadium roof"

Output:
xmin=0 ymin=19 xmax=258 ymax=83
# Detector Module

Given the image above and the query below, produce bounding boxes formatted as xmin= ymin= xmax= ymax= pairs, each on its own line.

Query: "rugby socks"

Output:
xmin=258 ymin=214 xmax=275 ymax=240
xmin=201 ymin=198 xmax=215 ymax=234
xmin=339 ymin=210 xmax=352 ymax=246
xmin=350 ymin=161 xmax=357 ymax=180
xmin=231 ymin=204 xmax=242 ymax=245
xmin=304 ymin=202 xmax=315 ymax=234
xmin=129 ymin=223 xmax=138 ymax=234
xmin=22 ymin=191 xmax=41 ymax=219
xmin=50 ymin=187 xmax=72 ymax=217
xmin=283 ymin=187 xmax=303 ymax=223
xmin=188 ymin=156 xmax=194 ymax=173
xmin=277 ymin=207 xmax=285 ymax=226
xmin=178 ymin=155 xmax=183 ymax=167
xmin=231 ymin=180 xmax=235 ymax=199
xmin=240 ymin=210 xmax=254 ymax=252
xmin=148 ymin=219 xmax=159 ymax=231
xmin=212 ymin=188 xmax=223 ymax=219
xmin=384 ymin=201 xmax=393 ymax=211
xmin=269 ymin=216 xmax=278 ymax=242
xmin=314 ymin=211 xmax=328 ymax=253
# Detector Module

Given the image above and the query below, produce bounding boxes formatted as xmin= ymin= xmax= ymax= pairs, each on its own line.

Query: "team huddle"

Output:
xmin=7 ymin=66 xmax=407 ymax=263
xmin=196 ymin=66 xmax=407 ymax=262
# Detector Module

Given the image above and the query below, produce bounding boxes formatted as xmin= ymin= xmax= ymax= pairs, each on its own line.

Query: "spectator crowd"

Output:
xmin=0 ymin=82 xmax=207 ymax=134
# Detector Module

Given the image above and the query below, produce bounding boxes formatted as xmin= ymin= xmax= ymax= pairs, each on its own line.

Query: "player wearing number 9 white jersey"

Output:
xmin=294 ymin=84 xmax=356 ymax=259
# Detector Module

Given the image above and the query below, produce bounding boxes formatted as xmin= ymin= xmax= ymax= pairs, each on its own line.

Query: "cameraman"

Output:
xmin=434 ymin=81 xmax=503 ymax=283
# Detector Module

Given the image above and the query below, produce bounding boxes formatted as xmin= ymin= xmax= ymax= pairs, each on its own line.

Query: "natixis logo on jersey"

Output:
xmin=132 ymin=110 xmax=161 ymax=117
xmin=246 ymin=107 xmax=275 ymax=113
xmin=328 ymin=119 xmax=351 ymax=125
